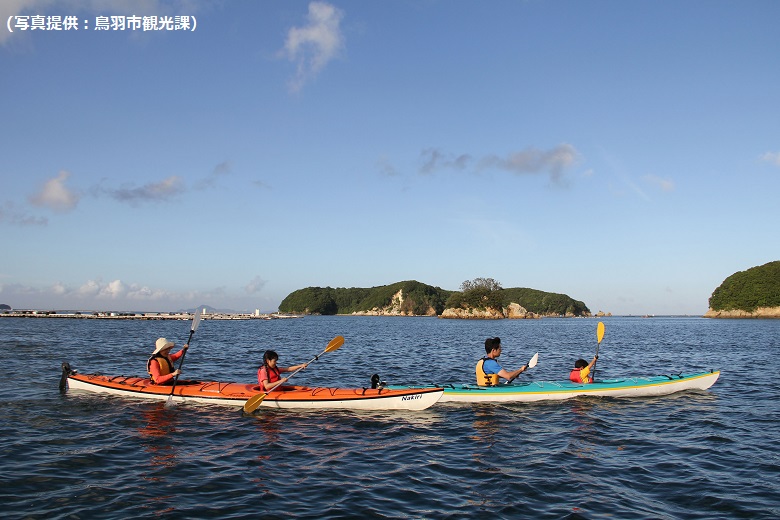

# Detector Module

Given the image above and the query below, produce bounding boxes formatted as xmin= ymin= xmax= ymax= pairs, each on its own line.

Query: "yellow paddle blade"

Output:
xmin=243 ymin=393 xmax=266 ymax=414
xmin=597 ymin=322 xmax=605 ymax=344
xmin=325 ymin=335 xmax=345 ymax=353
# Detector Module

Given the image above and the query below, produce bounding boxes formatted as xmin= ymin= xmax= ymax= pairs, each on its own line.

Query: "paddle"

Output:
xmin=243 ymin=335 xmax=345 ymax=414
xmin=591 ymin=321 xmax=605 ymax=382
xmin=165 ymin=308 xmax=203 ymax=407
xmin=508 ymin=352 xmax=539 ymax=384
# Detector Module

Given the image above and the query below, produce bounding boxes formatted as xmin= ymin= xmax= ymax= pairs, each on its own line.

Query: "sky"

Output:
xmin=1 ymin=0 xmax=779 ymax=315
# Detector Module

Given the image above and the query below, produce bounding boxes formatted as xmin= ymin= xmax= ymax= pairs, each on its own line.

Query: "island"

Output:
xmin=278 ymin=278 xmax=591 ymax=319
xmin=704 ymin=260 xmax=780 ymax=318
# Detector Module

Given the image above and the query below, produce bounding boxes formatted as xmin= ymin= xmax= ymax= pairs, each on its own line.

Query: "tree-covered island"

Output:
xmin=704 ymin=261 xmax=780 ymax=318
xmin=279 ymin=278 xmax=591 ymax=319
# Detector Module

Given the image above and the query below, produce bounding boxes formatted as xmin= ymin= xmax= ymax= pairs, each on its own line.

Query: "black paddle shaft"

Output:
xmin=169 ymin=328 xmax=195 ymax=394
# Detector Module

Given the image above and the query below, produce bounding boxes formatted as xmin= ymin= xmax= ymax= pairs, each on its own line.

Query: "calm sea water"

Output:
xmin=1 ymin=315 xmax=778 ymax=519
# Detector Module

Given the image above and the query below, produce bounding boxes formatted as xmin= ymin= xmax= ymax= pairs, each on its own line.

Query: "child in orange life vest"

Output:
xmin=257 ymin=350 xmax=308 ymax=392
xmin=569 ymin=355 xmax=598 ymax=383
xmin=147 ymin=337 xmax=189 ymax=385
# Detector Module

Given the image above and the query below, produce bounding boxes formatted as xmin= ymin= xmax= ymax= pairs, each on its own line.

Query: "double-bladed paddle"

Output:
xmin=591 ymin=321 xmax=605 ymax=382
xmin=165 ymin=308 xmax=203 ymax=407
xmin=243 ymin=335 xmax=345 ymax=414
xmin=508 ymin=352 xmax=539 ymax=384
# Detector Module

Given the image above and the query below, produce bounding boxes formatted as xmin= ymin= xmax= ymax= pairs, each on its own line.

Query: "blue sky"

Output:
xmin=1 ymin=0 xmax=778 ymax=315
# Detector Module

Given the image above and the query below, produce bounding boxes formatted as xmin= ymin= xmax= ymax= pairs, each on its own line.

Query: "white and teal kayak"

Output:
xmin=390 ymin=370 xmax=719 ymax=404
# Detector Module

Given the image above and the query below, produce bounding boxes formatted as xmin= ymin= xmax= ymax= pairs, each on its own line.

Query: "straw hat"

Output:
xmin=153 ymin=337 xmax=174 ymax=355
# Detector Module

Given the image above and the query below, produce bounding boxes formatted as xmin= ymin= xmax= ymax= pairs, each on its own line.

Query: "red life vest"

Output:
xmin=257 ymin=365 xmax=281 ymax=389
xmin=569 ymin=367 xmax=591 ymax=384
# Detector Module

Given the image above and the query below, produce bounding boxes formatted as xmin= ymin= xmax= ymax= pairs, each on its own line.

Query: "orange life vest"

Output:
xmin=475 ymin=358 xmax=500 ymax=386
xmin=147 ymin=354 xmax=174 ymax=383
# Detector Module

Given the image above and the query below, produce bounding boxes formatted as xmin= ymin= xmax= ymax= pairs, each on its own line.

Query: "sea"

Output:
xmin=0 ymin=315 xmax=778 ymax=519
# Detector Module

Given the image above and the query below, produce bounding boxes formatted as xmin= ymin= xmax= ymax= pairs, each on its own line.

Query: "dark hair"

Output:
xmin=263 ymin=350 xmax=279 ymax=366
xmin=484 ymin=337 xmax=501 ymax=354
xmin=574 ymin=359 xmax=588 ymax=369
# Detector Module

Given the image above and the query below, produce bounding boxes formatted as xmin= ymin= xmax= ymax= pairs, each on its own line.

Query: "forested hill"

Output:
xmin=279 ymin=281 xmax=452 ymax=316
xmin=706 ymin=261 xmax=780 ymax=317
xmin=278 ymin=280 xmax=590 ymax=317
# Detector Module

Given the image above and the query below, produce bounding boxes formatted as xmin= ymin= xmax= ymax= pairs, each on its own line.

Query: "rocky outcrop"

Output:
xmin=703 ymin=306 xmax=780 ymax=318
xmin=350 ymin=289 xmax=437 ymax=317
xmin=440 ymin=302 xmax=540 ymax=320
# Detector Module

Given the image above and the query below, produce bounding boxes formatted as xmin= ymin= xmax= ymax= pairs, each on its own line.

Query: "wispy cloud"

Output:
xmin=212 ymin=160 xmax=231 ymax=176
xmin=281 ymin=1 xmax=344 ymax=92
xmin=0 ymin=277 xmax=260 ymax=312
xmin=108 ymin=175 xmax=185 ymax=204
xmin=28 ymin=170 xmax=80 ymax=212
xmin=760 ymin=151 xmax=780 ymax=167
xmin=479 ymin=144 xmax=580 ymax=182
xmin=420 ymin=149 xmax=472 ymax=175
xmin=0 ymin=201 xmax=47 ymax=226
xmin=377 ymin=156 xmax=400 ymax=177
xmin=418 ymin=144 xmax=580 ymax=183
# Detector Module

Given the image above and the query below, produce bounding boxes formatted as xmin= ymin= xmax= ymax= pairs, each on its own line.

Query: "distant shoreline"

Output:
xmin=0 ymin=311 xmax=303 ymax=321
xmin=1 ymin=311 xmax=713 ymax=320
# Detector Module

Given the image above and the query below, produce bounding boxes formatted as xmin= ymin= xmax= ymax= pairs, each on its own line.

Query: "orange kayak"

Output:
xmin=63 ymin=364 xmax=443 ymax=411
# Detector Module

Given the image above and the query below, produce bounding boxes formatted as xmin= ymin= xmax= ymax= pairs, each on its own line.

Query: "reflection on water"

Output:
xmin=138 ymin=403 xmax=179 ymax=474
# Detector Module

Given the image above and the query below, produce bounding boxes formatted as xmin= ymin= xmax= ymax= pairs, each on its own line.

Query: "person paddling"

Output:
xmin=475 ymin=337 xmax=528 ymax=386
xmin=570 ymin=355 xmax=598 ymax=384
xmin=257 ymin=350 xmax=308 ymax=392
xmin=147 ymin=337 xmax=189 ymax=385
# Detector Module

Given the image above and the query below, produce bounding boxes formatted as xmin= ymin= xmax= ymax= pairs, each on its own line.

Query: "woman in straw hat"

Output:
xmin=147 ymin=337 xmax=189 ymax=385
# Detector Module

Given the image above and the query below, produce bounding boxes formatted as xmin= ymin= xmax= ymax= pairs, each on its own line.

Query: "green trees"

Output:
xmin=278 ymin=277 xmax=590 ymax=317
xmin=278 ymin=281 xmax=452 ymax=315
xmin=708 ymin=261 xmax=780 ymax=311
xmin=445 ymin=278 xmax=589 ymax=316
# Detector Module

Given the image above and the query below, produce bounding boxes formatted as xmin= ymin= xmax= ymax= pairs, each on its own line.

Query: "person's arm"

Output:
xmin=169 ymin=345 xmax=189 ymax=362
xmin=262 ymin=377 xmax=288 ymax=392
xmin=499 ymin=365 xmax=527 ymax=381
xmin=281 ymin=363 xmax=307 ymax=373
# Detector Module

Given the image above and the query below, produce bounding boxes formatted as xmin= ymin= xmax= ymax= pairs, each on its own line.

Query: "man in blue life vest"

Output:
xmin=475 ymin=337 xmax=528 ymax=386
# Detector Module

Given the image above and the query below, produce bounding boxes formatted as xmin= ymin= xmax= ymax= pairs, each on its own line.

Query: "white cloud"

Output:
xmin=28 ymin=170 xmax=80 ymax=212
xmin=101 ymin=279 xmax=127 ymax=299
xmin=245 ymin=276 xmax=267 ymax=295
xmin=77 ymin=280 xmax=101 ymax=298
xmin=760 ymin=151 xmax=780 ymax=167
xmin=281 ymin=1 xmax=344 ymax=92
xmin=480 ymin=144 xmax=580 ymax=182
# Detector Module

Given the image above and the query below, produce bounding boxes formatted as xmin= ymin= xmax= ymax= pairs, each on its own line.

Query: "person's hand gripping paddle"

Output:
xmin=508 ymin=352 xmax=539 ymax=384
